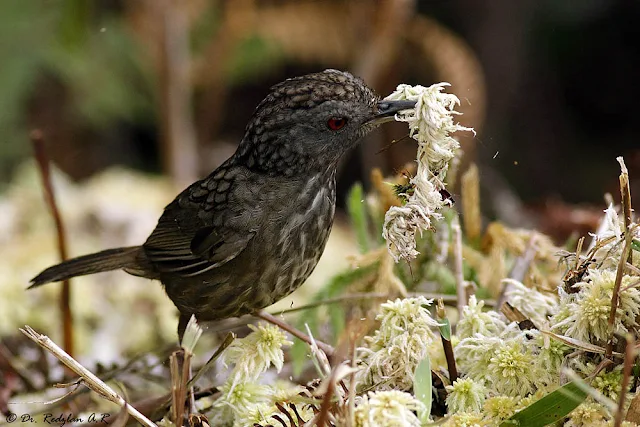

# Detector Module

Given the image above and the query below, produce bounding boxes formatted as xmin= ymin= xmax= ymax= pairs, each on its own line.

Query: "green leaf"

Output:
xmin=438 ymin=317 xmax=452 ymax=341
xmin=632 ymin=239 xmax=640 ymax=253
xmin=413 ymin=356 xmax=432 ymax=423
xmin=347 ymin=183 xmax=371 ymax=253
xmin=500 ymin=381 xmax=588 ymax=427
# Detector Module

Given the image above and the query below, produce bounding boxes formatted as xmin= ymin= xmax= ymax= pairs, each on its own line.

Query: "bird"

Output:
xmin=30 ymin=69 xmax=415 ymax=339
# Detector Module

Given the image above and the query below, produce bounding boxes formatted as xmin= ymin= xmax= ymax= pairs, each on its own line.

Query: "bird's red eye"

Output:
xmin=327 ymin=117 xmax=347 ymax=131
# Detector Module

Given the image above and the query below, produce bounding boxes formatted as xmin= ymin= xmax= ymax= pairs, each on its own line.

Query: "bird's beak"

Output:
xmin=368 ymin=99 xmax=417 ymax=124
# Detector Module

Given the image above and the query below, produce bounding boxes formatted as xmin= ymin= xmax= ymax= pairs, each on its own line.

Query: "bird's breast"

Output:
xmin=255 ymin=172 xmax=336 ymax=301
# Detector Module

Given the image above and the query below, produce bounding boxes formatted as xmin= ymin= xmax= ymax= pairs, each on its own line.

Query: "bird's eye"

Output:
xmin=327 ymin=117 xmax=347 ymax=131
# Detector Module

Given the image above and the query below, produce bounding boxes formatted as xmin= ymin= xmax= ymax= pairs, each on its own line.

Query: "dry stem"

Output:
xmin=617 ymin=157 xmax=633 ymax=264
xmin=606 ymin=226 xmax=636 ymax=358
xmin=615 ymin=335 xmax=636 ymax=427
xmin=19 ymin=326 xmax=156 ymax=427
xmin=31 ymin=130 xmax=74 ymax=358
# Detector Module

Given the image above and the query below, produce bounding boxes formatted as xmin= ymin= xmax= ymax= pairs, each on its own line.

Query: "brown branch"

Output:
xmin=275 ymin=292 xmax=468 ymax=316
xmin=31 ymin=129 xmax=74 ymax=358
xmin=256 ymin=311 xmax=334 ymax=357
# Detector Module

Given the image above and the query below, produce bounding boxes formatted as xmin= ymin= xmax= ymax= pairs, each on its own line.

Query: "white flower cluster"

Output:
xmin=455 ymin=307 xmax=557 ymax=398
xmin=382 ymin=83 xmax=473 ymax=262
xmin=354 ymin=390 xmax=425 ymax=427
xmin=221 ymin=323 xmax=292 ymax=382
xmin=552 ymin=269 xmax=640 ymax=343
xmin=213 ymin=323 xmax=295 ymax=426
xmin=357 ymin=296 xmax=440 ymax=390
xmin=445 ymin=377 xmax=486 ymax=413
xmin=456 ymin=295 xmax=506 ymax=339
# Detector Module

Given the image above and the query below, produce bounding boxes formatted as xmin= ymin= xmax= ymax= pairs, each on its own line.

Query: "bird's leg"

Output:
xmin=255 ymin=310 xmax=335 ymax=357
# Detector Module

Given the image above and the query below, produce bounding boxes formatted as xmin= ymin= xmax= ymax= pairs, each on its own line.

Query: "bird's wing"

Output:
xmin=143 ymin=164 xmax=256 ymax=277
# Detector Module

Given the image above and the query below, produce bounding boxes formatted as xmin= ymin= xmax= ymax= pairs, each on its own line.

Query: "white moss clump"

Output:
xmin=456 ymin=295 xmax=506 ymax=339
xmin=355 ymin=390 xmax=425 ymax=427
xmin=553 ymin=269 xmax=640 ymax=342
xmin=445 ymin=377 xmax=486 ymax=414
xmin=357 ymin=296 xmax=440 ymax=390
xmin=382 ymin=83 xmax=473 ymax=262
xmin=221 ymin=322 xmax=293 ymax=383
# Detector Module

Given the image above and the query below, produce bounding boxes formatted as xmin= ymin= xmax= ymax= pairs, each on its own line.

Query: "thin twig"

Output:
xmin=19 ymin=347 xmax=173 ymax=417
xmin=19 ymin=326 xmax=156 ymax=427
xmin=452 ymin=217 xmax=466 ymax=315
xmin=208 ymin=293 xmax=494 ymax=335
xmin=256 ymin=310 xmax=335 ymax=356
xmin=272 ymin=292 xmax=462 ymax=316
xmin=617 ymin=157 xmax=633 ymax=264
xmin=575 ymin=236 xmax=585 ymax=269
xmin=187 ymin=332 xmax=235 ymax=389
xmin=606 ymin=225 xmax=637 ymax=358
xmin=615 ymin=335 xmax=636 ymax=427
xmin=31 ymin=130 xmax=74 ymax=357
xmin=347 ymin=337 xmax=357 ymax=427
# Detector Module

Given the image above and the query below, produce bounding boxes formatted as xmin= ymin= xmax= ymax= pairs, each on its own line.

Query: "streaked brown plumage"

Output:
xmin=30 ymin=70 xmax=415 ymax=338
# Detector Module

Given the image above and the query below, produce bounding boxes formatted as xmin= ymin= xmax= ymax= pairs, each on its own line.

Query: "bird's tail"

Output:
xmin=29 ymin=246 xmax=146 ymax=288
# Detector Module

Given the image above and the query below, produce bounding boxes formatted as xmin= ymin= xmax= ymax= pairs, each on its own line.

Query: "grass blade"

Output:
xmin=500 ymin=381 xmax=587 ymax=427
xmin=413 ymin=356 xmax=432 ymax=423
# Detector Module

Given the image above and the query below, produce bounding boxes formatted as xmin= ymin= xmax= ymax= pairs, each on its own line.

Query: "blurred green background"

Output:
xmin=1 ymin=0 xmax=639 ymax=232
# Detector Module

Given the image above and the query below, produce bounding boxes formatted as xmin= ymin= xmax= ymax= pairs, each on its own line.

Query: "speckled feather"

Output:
xmin=30 ymin=69 xmax=396 ymax=334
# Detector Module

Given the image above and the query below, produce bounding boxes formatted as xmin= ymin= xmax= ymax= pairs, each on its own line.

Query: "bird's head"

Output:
xmin=236 ymin=69 xmax=415 ymax=177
